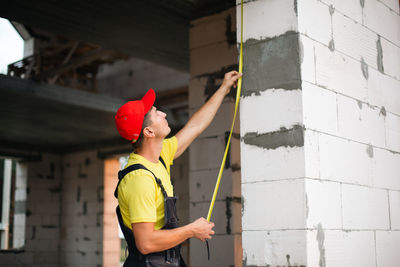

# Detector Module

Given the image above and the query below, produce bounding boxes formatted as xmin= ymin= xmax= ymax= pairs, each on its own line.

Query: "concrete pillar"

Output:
xmin=189 ymin=7 xmax=242 ymax=267
xmin=238 ymin=0 xmax=305 ymax=266
xmin=239 ymin=0 xmax=400 ymax=266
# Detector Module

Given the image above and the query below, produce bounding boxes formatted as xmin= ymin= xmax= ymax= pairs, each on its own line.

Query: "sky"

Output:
xmin=0 ymin=17 xmax=24 ymax=74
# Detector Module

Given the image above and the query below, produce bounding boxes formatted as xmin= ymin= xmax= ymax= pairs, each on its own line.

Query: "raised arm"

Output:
xmin=174 ymin=71 xmax=242 ymax=159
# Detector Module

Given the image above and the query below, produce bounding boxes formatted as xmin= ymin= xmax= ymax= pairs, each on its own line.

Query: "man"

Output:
xmin=114 ymin=70 xmax=242 ymax=266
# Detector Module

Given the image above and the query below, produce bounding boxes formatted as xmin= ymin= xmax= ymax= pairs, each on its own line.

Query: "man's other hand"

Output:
xmin=190 ymin=217 xmax=215 ymax=242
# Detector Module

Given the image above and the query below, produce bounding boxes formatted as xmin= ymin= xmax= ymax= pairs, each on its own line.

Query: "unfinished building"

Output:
xmin=0 ymin=0 xmax=399 ymax=266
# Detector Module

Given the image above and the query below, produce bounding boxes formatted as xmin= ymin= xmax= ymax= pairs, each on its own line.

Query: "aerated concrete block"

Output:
xmin=190 ymin=8 xmax=235 ymax=49
xmin=300 ymin=35 xmax=316 ymax=84
xmin=337 ymin=94 xmax=385 ymax=147
xmin=363 ymin=0 xmax=400 ymax=46
xmin=241 ymin=143 xmax=305 ymax=183
xmin=307 ymin=229 xmax=376 ymax=267
xmin=190 ymin=42 xmax=237 ymax=77
xmin=376 ymin=231 xmax=400 ymax=267
xmin=385 ymin=112 xmax=400 ymax=152
xmin=189 ymin=200 xmax=235 ymax=235
xmin=379 ymin=0 xmax=400 ymax=12
xmin=188 ymin=77 xmax=209 ymax=109
xmin=319 ymin=133 xmax=373 ymax=185
xmin=372 ymin=147 xmax=400 ymax=190
xmin=302 ymin=82 xmax=338 ymax=135
xmin=189 ymin=135 xmax=225 ymax=171
xmin=342 ymin=184 xmax=389 ymax=229
xmin=237 ymin=0 xmax=298 ymax=42
xmin=368 ymin=68 xmax=400 ymax=115
xmin=242 ymin=179 xmax=306 ymax=230
xmin=192 ymin=102 xmax=234 ymax=139
xmin=298 ymin=0 xmax=332 ymax=46
xmin=240 ymin=89 xmax=303 ymax=134
xmin=332 ymin=11 xmax=378 ymax=68
xmin=389 ymin=190 xmax=400 ymax=229
xmin=321 ymin=0 xmax=363 ymax=24
xmin=304 ymin=129 xmax=321 ymax=179
xmin=305 ymin=179 xmax=342 ymax=229
xmin=381 ymin=37 xmax=400 ymax=80
xmin=315 ymin=42 xmax=368 ymax=101
xmin=190 ymin=234 xmax=234 ymax=267
xmin=189 ymin=168 xmax=233 ymax=202
xmin=243 ymin=230 xmax=307 ymax=266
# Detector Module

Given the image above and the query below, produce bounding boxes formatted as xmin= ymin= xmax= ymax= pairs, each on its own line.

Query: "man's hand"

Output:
xmin=220 ymin=71 xmax=243 ymax=96
xmin=189 ymin=217 xmax=215 ymax=242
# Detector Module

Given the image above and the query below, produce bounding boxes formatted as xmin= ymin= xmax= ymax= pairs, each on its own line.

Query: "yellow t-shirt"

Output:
xmin=118 ymin=136 xmax=178 ymax=230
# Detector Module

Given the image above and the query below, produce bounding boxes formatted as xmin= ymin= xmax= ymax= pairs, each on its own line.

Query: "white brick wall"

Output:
xmin=240 ymin=89 xmax=303 ymax=134
xmin=305 ymin=179 xmax=342 ymax=229
xmin=298 ymin=0 xmax=332 ymax=46
xmin=332 ymin=11 xmax=378 ymax=68
xmin=241 ymin=144 xmax=305 ymax=183
xmin=299 ymin=1 xmax=400 ymax=267
xmin=304 ymin=130 xmax=321 ymax=179
xmin=342 ymin=184 xmax=389 ymax=229
xmin=363 ymin=0 xmax=400 ymax=46
xmin=389 ymin=190 xmax=400 ymax=229
xmin=237 ymin=0 xmax=297 ymax=42
xmin=300 ymin=35 xmax=316 ymax=84
xmin=321 ymin=0 xmax=363 ymax=24
xmin=376 ymin=231 xmax=400 ymax=267
xmin=307 ymin=230 xmax=376 ymax=267
xmin=379 ymin=0 xmax=400 ymax=12
xmin=243 ymin=230 xmax=307 ymax=266
xmin=315 ymin=42 xmax=368 ymax=101
xmin=368 ymin=68 xmax=400 ymax=116
xmin=319 ymin=133 xmax=373 ymax=185
xmin=385 ymin=112 xmax=400 ymax=151
xmin=372 ymin=147 xmax=400 ymax=190
xmin=337 ymin=94 xmax=385 ymax=147
xmin=381 ymin=37 xmax=400 ymax=80
xmin=302 ymin=82 xmax=338 ymax=135
xmin=242 ymin=180 xmax=306 ymax=230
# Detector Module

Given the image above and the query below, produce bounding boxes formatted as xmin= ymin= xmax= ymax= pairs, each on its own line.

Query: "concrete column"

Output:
xmin=189 ymin=7 xmax=242 ymax=267
xmin=239 ymin=0 xmax=400 ymax=266
xmin=238 ymin=0 xmax=305 ymax=266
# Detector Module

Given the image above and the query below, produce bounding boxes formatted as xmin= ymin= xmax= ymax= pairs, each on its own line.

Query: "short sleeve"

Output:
xmin=160 ymin=136 xmax=178 ymax=166
xmin=123 ymin=171 xmax=157 ymax=223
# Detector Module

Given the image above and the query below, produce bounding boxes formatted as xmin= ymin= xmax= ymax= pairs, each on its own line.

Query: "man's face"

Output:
xmin=146 ymin=106 xmax=171 ymax=138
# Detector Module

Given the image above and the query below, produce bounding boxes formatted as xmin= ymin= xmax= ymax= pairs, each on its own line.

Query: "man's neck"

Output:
xmin=136 ymin=138 xmax=163 ymax=163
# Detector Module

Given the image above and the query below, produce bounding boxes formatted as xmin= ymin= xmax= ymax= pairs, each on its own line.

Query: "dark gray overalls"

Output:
xmin=114 ymin=157 xmax=186 ymax=267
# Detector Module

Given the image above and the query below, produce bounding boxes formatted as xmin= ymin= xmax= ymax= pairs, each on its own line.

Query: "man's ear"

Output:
xmin=143 ymin=126 xmax=155 ymax=138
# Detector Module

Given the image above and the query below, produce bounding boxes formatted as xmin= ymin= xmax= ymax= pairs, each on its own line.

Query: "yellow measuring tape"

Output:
xmin=207 ymin=0 xmax=244 ymax=222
